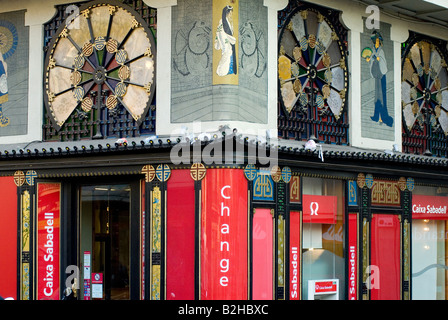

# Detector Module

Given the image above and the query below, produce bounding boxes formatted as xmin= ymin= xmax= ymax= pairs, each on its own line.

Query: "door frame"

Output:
xmin=60 ymin=176 xmax=141 ymax=300
xmin=358 ymin=176 xmax=412 ymax=301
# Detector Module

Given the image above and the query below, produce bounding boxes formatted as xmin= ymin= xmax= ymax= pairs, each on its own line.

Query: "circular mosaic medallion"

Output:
xmin=43 ymin=1 xmax=156 ymax=130
xmin=14 ymin=170 xmax=25 ymax=187
xmin=106 ymin=95 xmax=118 ymax=110
xmin=270 ymin=165 xmax=282 ymax=183
xmin=190 ymin=163 xmax=206 ymax=181
xmin=114 ymin=82 xmax=127 ymax=97
xmin=0 ymin=20 xmax=18 ymax=59
xmin=281 ymin=166 xmax=292 ymax=183
xmin=365 ymin=174 xmax=374 ymax=189
xmin=398 ymin=177 xmax=407 ymax=191
xmin=357 ymin=173 xmax=366 ymax=188
xmin=406 ymin=177 xmax=415 ymax=191
xmin=81 ymin=97 xmax=93 ymax=112
xmin=25 ymin=170 xmax=37 ymax=186
xmin=82 ymin=42 xmax=93 ymax=57
xmin=142 ymin=164 xmax=155 ymax=182
xmin=244 ymin=164 xmax=257 ymax=181
xmin=156 ymin=164 xmax=171 ymax=182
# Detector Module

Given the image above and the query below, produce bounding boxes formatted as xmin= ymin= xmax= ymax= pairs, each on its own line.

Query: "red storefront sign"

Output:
xmin=348 ymin=214 xmax=358 ymax=300
xmin=314 ymin=280 xmax=337 ymax=293
xmin=412 ymin=195 xmax=448 ymax=220
xmin=289 ymin=211 xmax=300 ymax=300
xmin=302 ymin=195 xmax=337 ymax=224
xmin=37 ymin=183 xmax=61 ymax=300
xmin=201 ymin=169 xmax=248 ymax=300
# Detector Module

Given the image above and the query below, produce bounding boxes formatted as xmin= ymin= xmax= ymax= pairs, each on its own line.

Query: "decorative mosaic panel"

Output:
xmin=21 ymin=190 xmax=31 ymax=300
xmin=253 ymin=171 xmax=274 ymax=201
xmin=0 ymin=11 xmax=29 ymax=136
xmin=370 ymin=180 xmax=400 ymax=206
xmin=151 ymin=185 xmax=161 ymax=300
xmin=277 ymin=1 xmax=349 ymax=144
xmin=43 ymin=0 xmax=157 ymax=141
xmin=360 ymin=21 xmax=394 ymax=140
xmin=401 ymin=32 xmax=448 ymax=157
xmin=171 ymin=0 xmax=268 ymax=123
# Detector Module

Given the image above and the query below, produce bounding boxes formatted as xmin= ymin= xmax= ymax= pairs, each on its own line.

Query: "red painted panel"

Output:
xmin=0 ymin=177 xmax=17 ymax=299
xmin=37 ymin=183 xmax=61 ymax=300
xmin=289 ymin=211 xmax=300 ymax=300
xmin=253 ymin=208 xmax=273 ymax=300
xmin=166 ymin=169 xmax=195 ymax=300
xmin=201 ymin=169 xmax=248 ymax=300
xmin=348 ymin=214 xmax=358 ymax=300
xmin=371 ymin=214 xmax=401 ymax=300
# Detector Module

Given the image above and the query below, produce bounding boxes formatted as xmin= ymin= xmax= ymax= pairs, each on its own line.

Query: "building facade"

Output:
xmin=0 ymin=0 xmax=448 ymax=300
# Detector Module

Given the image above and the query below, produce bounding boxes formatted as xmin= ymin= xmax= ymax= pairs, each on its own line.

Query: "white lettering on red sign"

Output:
xmin=314 ymin=281 xmax=337 ymax=293
xmin=349 ymin=246 xmax=356 ymax=298
xmin=220 ymin=185 xmax=231 ymax=287
xmin=412 ymin=204 xmax=447 ymax=214
xmin=412 ymin=195 xmax=448 ymax=220
xmin=43 ymin=212 xmax=54 ymax=297
xmin=291 ymin=247 xmax=299 ymax=299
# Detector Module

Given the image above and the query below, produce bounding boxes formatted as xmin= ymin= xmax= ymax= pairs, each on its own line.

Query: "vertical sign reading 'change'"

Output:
xmin=201 ymin=169 xmax=248 ymax=299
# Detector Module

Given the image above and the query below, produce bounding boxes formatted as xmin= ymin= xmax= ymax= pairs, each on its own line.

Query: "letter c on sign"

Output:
xmin=221 ymin=185 xmax=231 ymax=199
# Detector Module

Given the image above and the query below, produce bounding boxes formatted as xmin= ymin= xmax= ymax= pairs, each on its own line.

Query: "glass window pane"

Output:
xmin=80 ymin=184 xmax=130 ymax=300
xmin=302 ymin=177 xmax=345 ymax=300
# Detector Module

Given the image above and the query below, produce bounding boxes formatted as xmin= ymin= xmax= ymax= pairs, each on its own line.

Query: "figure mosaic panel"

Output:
xmin=171 ymin=0 xmax=268 ymax=124
xmin=0 ymin=11 xmax=29 ymax=136
xmin=360 ymin=21 xmax=394 ymax=140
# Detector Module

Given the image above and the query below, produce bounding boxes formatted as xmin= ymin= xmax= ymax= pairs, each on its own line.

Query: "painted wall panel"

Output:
xmin=253 ymin=208 xmax=273 ymax=300
xmin=0 ymin=176 xmax=17 ymax=299
xmin=166 ymin=169 xmax=196 ymax=300
xmin=371 ymin=214 xmax=401 ymax=300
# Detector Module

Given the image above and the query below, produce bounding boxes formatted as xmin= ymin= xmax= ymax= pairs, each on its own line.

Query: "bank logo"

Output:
xmin=310 ymin=202 xmax=319 ymax=216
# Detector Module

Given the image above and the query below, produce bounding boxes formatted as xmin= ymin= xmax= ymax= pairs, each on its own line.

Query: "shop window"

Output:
xmin=301 ymin=177 xmax=345 ymax=300
xmin=411 ymin=185 xmax=448 ymax=300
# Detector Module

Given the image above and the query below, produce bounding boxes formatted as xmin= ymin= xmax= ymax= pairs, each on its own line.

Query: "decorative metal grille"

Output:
xmin=42 ymin=0 xmax=157 ymax=142
xmin=277 ymin=1 xmax=349 ymax=145
xmin=401 ymin=32 xmax=448 ymax=157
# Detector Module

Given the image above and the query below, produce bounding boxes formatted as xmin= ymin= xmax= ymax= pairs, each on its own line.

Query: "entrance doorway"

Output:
xmin=80 ymin=184 xmax=131 ymax=300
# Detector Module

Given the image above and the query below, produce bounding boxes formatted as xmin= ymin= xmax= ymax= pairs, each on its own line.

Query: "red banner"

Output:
xmin=303 ymin=195 xmax=337 ymax=224
xmin=371 ymin=214 xmax=401 ymax=300
xmin=289 ymin=211 xmax=300 ymax=300
xmin=37 ymin=183 xmax=61 ymax=300
xmin=0 ymin=177 xmax=17 ymax=299
xmin=201 ymin=169 xmax=248 ymax=300
xmin=166 ymin=169 xmax=196 ymax=300
xmin=412 ymin=195 xmax=448 ymax=220
xmin=252 ymin=208 xmax=273 ymax=300
xmin=348 ymin=214 xmax=358 ymax=300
